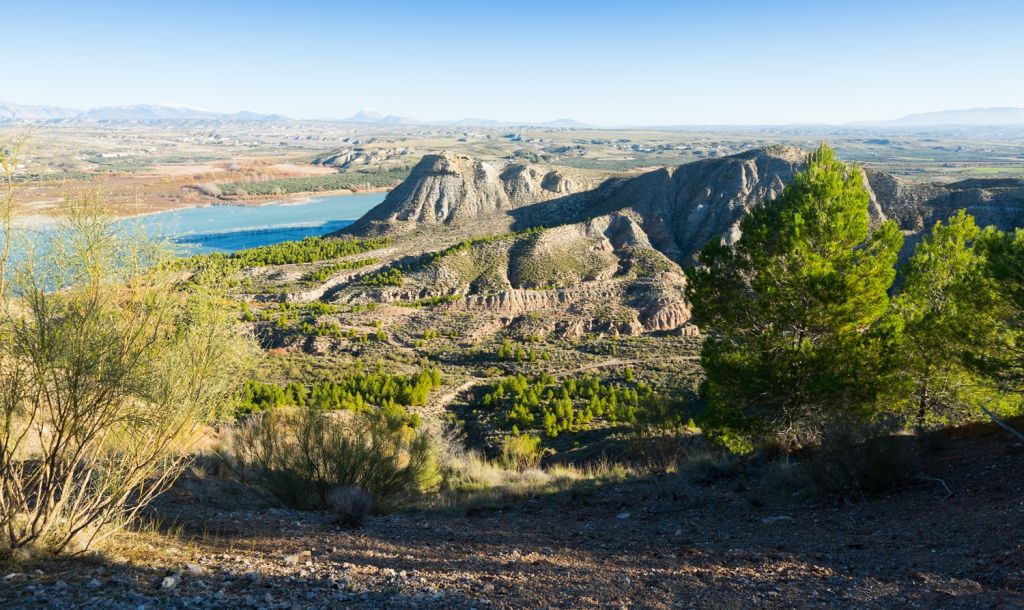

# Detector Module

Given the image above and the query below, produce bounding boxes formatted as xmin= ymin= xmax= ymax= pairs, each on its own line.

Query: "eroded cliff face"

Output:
xmin=572 ymin=145 xmax=804 ymax=263
xmin=346 ymin=152 xmax=576 ymax=234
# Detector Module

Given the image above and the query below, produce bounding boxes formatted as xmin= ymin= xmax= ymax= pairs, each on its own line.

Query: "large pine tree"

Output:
xmin=685 ymin=143 xmax=903 ymax=448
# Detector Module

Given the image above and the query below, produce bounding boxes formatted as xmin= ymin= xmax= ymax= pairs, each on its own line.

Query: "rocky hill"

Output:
xmin=330 ymin=146 xmax=1024 ymax=335
xmin=345 ymin=153 xmax=576 ymax=235
xmin=348 ymin=146 xmax=1024 ymax=264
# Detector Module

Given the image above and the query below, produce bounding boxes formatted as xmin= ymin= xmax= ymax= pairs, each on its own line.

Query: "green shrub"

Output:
xmin=394 ymin=293 xmax=463 ymax=308
xmin=216 ymin=169 xmax=409 ymax=197
xmin=0 ymin=193 xmax=252 ymax=557
xmin=499 ymin=433 xmax=544 ymax=471
xmin=236 ymin=367 xmax=442 ymax=415
xmin=240 ymin=301 xmax=256 ymax=322
xmin=301 ymin=258 xmax=378 ymax=285
xmin=478 ymin=372 xmax=661 ymax=439
xmin=228 ymin=407 xmax=439 ymax=512
xmin=360 ymin=267 xmax=404 ymax=287
xmin=232 ymin=236 xmax=389 ymax=267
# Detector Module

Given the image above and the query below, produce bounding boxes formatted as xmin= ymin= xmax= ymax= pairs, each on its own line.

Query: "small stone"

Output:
xmin=437 ymin=526 xmax=455 ymax=539
xmin=243 ymin=571 xmax=261 ymax=585
xmin=87 ymin=578 xmax=102 ymax=589
xmin=284 ymin=550 xmax=312 ymax=566
xmin=761 ymin=515 xmax=794 ymax=524
xmin=185 ymin=563 xmax=202 ymax=575
xmin=617 ymin=512 xmax=631 ymax=519
xmin=161 ymin=575 xmax=178 ymax=590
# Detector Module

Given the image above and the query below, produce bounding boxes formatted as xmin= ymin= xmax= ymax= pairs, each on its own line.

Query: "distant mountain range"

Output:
xmin=338 ymin=109 xmax=592 ymax=128
xmin=0 ymin=102 xmax=591 ymax=127
xmin=340 ymin=109 xmax=419 ymax=125
xmin=3 ymin=101 xmax=1023 ymax=128
xmin=0 ymin=102 xmax=289 ymax=123
xmin=855 ymin=107 xmax=1024 ymax=127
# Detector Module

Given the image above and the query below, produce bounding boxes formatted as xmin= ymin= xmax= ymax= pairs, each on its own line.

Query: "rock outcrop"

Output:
xmin=533 ymin=147 xmax=1024 ymax=263
xmin=346 ymin=153 xmax=577 ymax=234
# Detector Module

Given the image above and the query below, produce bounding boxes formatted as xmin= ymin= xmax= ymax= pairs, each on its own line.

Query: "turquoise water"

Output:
xmin=134 ymin=192 xmax=386 ymax=253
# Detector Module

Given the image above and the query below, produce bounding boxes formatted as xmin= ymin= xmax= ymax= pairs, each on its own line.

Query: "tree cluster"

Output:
xmin=685 ymin=144 xmax=1024 ymax=450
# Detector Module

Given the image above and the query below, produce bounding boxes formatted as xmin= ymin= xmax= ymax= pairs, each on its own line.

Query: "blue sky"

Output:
xmin=4 ymin=0 xmax=1023 ymax=124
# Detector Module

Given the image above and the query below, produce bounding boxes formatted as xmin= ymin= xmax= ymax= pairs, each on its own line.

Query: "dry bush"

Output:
xmin=326 ymin=485 xmax=373 ymax=527
xmin=677 ymin=445 xmax=740 ymax=486
xmin=801 ymin=428 xmax=918 ymax=501
xmin=226 ymin=406 xmax=439 ymax=513
xmin=0 ymin=195 xmax=251 ymax=557
xmin=431 ymin=428 xmax=632 ymax=510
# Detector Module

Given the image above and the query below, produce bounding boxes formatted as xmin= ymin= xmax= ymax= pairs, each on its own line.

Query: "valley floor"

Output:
xmin=2 ymin=423 xmax=1023 ymax=609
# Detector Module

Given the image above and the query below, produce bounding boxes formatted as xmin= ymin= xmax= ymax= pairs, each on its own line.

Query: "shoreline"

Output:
xmin=15 ymin=185 xmax=392 ymax=226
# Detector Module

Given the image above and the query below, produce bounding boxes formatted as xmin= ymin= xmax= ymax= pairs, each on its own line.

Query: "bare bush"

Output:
xmin=326 ymin=485 xmax=373 ymax=527
xmin=0 ymin=194 xmax=251 ymax=556
xmin=802 ymin=428 xmax=918 ymax=501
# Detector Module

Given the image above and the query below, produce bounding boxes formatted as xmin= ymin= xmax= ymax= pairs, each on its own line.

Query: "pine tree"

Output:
xmin=971 ymin=227 xmax=1024 ymax=391
xmin=890 ymin=211 xmax=1013 ymax=427
xmin=685 ymin=143 xmax=903 ymax=448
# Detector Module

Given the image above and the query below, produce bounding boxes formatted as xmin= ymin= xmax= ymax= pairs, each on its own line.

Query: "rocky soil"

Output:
xmin=3 ymin=422 xmax=1023 ymax=609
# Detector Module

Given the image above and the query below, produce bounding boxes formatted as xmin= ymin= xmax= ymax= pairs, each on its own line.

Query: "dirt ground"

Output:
xmin=2 ymin=421 xmax=1023 ymax=609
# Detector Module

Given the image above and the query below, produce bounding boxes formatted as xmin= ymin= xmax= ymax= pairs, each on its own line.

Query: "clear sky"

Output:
xmin=4 ymin=0 xmax=1023 ymax=125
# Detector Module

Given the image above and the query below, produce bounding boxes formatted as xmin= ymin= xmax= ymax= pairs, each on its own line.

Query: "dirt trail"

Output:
xmin=556 ymin=354 xmax=699 ymax=378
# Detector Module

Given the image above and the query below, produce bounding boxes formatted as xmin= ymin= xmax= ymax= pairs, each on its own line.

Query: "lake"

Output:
xmin=133 ymin=192 xmax=386 ymax=253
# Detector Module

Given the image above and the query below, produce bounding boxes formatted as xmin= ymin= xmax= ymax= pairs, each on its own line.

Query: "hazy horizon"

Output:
xmin=6 ymin=0 xmax=1023 ymax=125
